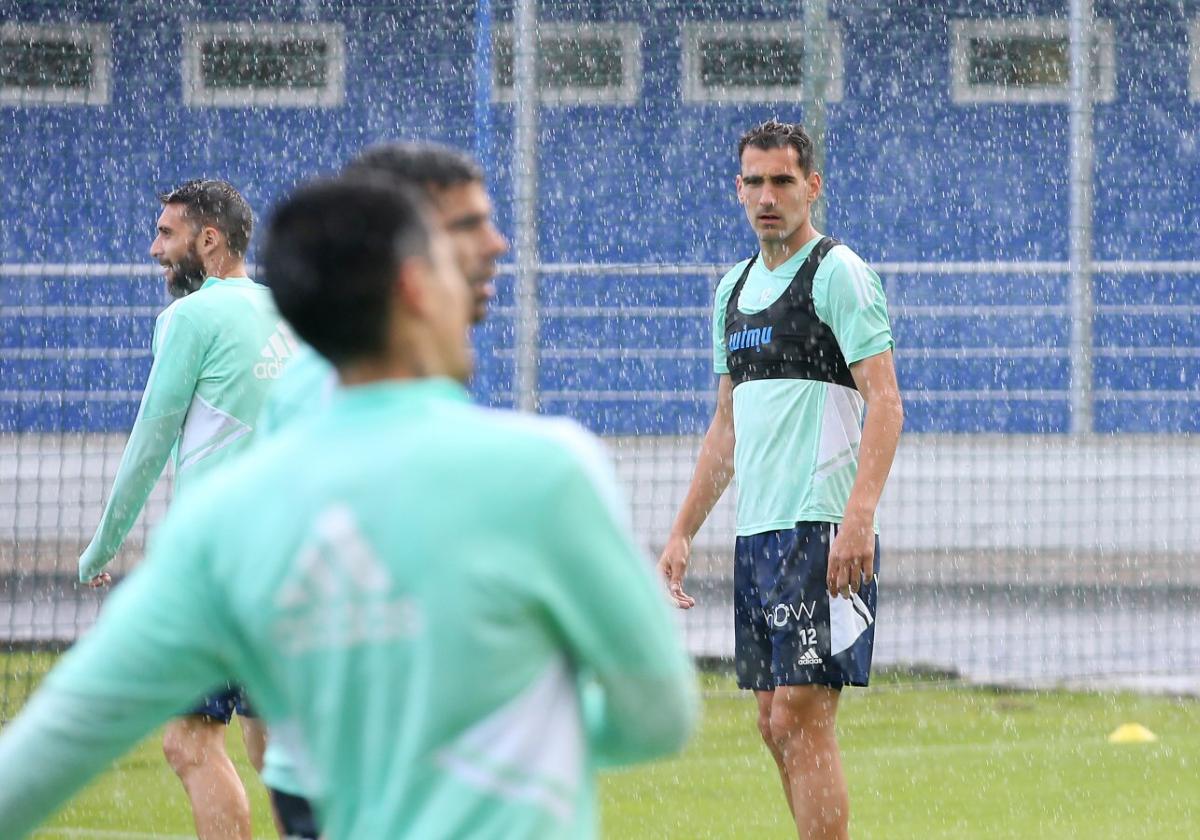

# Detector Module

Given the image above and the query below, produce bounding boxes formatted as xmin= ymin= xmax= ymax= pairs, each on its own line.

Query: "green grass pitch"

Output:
xmin=2 ymin=657 xmax=1197 ymax=839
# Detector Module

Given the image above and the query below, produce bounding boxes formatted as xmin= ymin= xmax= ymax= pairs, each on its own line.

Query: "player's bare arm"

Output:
xmin=827 ymin=349 xmax=903 ymax=597
xmin=658 ymin=374 xmax=735 ymax=609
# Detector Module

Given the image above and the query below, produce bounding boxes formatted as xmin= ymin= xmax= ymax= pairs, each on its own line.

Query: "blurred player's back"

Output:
xmin=136 ymin=378 xmax=695 ymax=838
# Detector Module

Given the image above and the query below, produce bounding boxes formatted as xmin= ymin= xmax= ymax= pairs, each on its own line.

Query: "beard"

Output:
xmin=165 ymin=248 xmax=207 ymax=299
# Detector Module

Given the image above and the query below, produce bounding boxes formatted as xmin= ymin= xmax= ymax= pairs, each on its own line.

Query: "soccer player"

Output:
xmin=255 ymin=141 xmax=508 ymax=839
xmin=76 ymin=179 xmax=291 ymax=840
xmin=657 ymin=120 xmax=904 ymax=839
xmin=258 ymin=141 xmax=507 ymax=434
xmin=0 ymin=177 xmax=698 ymax=839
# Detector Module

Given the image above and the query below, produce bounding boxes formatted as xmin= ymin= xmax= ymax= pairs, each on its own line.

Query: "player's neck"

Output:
xmin=759 ymin=222 xmax=818 ymax=271
xmin=202 ymin=255 xmax=249 ymax=280
xmin=338 ymin=335 xmax=454 ymax=387
xmin=338 ymin=359 xmax=423 ymax=386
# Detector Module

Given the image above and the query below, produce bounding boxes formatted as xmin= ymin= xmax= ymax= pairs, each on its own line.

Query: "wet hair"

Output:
xmin=737 ymin=119 xmax=816 ymax=174
xmin=342 ymin=142 xmax=484 ymax=194
xmin=262 ymin=177 xmax=431 ymax=366
xmin=158 ymin=179 xmax=253 ymax=257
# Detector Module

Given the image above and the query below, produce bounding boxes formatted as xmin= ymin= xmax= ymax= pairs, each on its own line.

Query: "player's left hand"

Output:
xmin=86 ymin=572 xmax=112 ymax=589
xmin=827 ymin=513 xmax=875 ymax=598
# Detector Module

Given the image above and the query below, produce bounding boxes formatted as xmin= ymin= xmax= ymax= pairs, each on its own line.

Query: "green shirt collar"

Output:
xmin=200 ymin=276 xmax=256 ymax=290
xmin=334 ymin=377 xmax=471 ymax=409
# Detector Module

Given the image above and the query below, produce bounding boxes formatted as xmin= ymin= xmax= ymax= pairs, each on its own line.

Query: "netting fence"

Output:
xmin=4 ymin=0 xmax=1200 ymax=723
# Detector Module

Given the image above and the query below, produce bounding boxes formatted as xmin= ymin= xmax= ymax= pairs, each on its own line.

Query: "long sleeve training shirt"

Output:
xmin=3 ymin=378 xmax=698 ymax=839
xmin=79 ymin=276 xmax=293 ymax=580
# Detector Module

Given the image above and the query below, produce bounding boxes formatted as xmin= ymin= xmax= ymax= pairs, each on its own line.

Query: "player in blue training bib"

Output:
xmin=659 ymin=119 xmax=904 ymax=839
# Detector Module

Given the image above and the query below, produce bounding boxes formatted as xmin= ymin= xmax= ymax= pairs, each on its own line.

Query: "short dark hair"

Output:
xmin=158 ymin=179 xmax=253 ymax=257
xmin=342 ymin=142 xmax=483 ymax=194
xmin=737 ymin=120 xmax=816 ymax=174
xmin=262 ymin=177 xmax=431 ymax=366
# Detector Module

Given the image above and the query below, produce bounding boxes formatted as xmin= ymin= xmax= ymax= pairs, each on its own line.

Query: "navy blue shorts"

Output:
xmin=268 ymin=787 xmax=320 ymax=840
xmin=185 ymin=684 xmax=257 ymax=724
xmin=734 ymin=522 xmax=879 ymax=692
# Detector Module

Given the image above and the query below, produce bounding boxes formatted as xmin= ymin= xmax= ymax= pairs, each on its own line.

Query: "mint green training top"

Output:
xmin=256 ymin=341 xmax=336 ymax=798
xmin=256 ymin=342 xmax=336 ymax=439
xmin=78 ymin=276 xmax=295 ymax=581
xmin=712 ymin=236 xmax=895 ymax=536
xmin=0 ymin=378 xmax=698 ymax=839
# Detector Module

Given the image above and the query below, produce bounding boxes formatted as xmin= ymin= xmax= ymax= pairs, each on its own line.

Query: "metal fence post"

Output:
xmin=513 ymin=0 xmax=540 ymax=412
xmin=803 ymin=0 xmax=830 ymax=231
xmin=1069 ymin=0 xmax=1095 ymax=434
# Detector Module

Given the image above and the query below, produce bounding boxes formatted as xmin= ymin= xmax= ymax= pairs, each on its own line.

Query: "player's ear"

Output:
xmin=735 ymin=174 xmax=745 ymax=204
xmin=198 ymin=224 xmax=221 ymax=255
xmin=393 ymin=255 xmax=433 ymax=319
xmin=807 ymin=170 xmax=822 ymax=201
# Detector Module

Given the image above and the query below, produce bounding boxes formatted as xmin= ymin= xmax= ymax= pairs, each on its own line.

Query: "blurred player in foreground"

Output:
xmin=259 ymin=141 xmax=506 ymax=434
xmin=77 ymin=179 xmax=290 ymax=839
xmin=658 ymin=120 xmax=903 ymax=839
xmin=255 ymin=141 xmax=508 ymax=839
xmin=0 ymin=177 xmax=697 ymax=839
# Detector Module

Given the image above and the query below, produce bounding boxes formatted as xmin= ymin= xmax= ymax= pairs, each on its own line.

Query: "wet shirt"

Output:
xmin=256 ymin=340 xmax=336 ymax=798
xmin=256 ymin=342 xmax=337 ymax=438
xmin=78 ymin=277 xmax=294 ymax=581
xmin=0 ymin=379 xmax=698 ymax=839
xmin=712 ymin=236 xmax=894 ymax=536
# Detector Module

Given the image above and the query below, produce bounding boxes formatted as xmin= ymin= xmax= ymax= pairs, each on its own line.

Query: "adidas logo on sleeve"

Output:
xmin=255 ymin=323 xmax=299 ymax=380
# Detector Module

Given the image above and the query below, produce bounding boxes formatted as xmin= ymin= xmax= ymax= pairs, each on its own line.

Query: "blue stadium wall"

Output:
xmin=2 ymin=0 xmax=1198 ymax=435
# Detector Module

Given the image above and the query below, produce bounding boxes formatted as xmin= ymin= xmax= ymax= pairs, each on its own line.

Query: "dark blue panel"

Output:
xmin=470 ymin=299 xmax=516 ymax=408
xmin=2 ymin=357 xmax=151 ymax=391
xmin=540 ymin=315 xmax=708 ymax=351
xmin=1094 ymin=273 xmax=1200 ymax=306
xmin=469 ymin=354 xmax=515 ymax=409
xmin=0 ymin=316 xmax=156 ymax=349
xmin=486 ymin=275 xmax=517 ymax=309
xmin=1096 ymin=399 xmax=1200 ymax=434
xmin=1094 ymin=314 xmax=1200 ymax=347
xmin=471 ymin=311 xmax=515 ymax=351
xmin=539 ymin=273 xmax=720 ymax=308
xmin=0 ymin=277 xmax=168 ymax=307
xmin=895 ymin=356 xmax=1069 ymax=392
xmin=540 ymin=357 xmax=714 ymax=393
xmin=892 ymin=314 xmax=1069 ymax=349
xmin=539 ymin=398 xmax=713 ymax=436
xmin=1094 ymin=356 xmax=1200 ymax=391
xmin=886 ymin=273 xmax=1069 ymax=308
xmin=1095 ymin=44 xmax=1200 ymax=263
xmin=903 ymin=399 xmax=1070 ymax=434
xmin=0 ymin=399 xmax=138 ymax=433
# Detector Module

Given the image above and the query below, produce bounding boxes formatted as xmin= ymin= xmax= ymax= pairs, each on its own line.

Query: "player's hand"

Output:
xmin=827 ymin=513 xmax=875 ymax=598
xmin=86 ymin=572 xmax=112 ymax=589
xmin=657 ymin=535 xmax=696 ymax=609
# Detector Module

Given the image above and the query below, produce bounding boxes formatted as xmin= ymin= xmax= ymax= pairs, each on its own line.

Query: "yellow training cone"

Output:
xmin=1107 ymin=723 xmax=1158 ymax=744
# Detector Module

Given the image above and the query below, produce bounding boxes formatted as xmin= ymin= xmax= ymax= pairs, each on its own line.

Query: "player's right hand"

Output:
xmin=657 ymin=535 xmax=696 ymax=610
xmin=86 ymin=572 xmax=112 ymax=589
